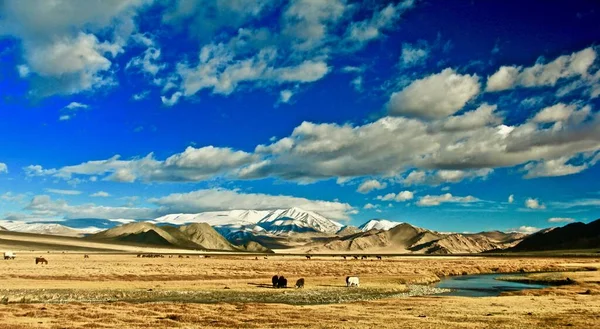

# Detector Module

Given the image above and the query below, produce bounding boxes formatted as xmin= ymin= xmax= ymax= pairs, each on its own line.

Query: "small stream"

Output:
xmin=435 ymin=273 xmax=549 ymax=297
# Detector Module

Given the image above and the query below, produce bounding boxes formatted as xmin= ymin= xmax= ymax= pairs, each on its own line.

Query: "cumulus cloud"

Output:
xmin=0 ymin=163 xmax=7 ymax=174
xmin=509 ymin=226 xmax=541 ymax=234
xmin=531 ymin=103 xmax=590 ymax=124
xmin=363 ymin=203 xmax=378 ymax=209
xmin=25 ymin=146 xmax=257 ymax=183
xmin=508 ymin=194 xmax=514 ymax=204
xmin=486 ymin=47 xmax=597 ymax=92
xmin=344 ymin=1 xmax=414 ymax=50
xmin=0 ymin=0 xmax=147 ymax=95
xmin=387 ymin=68 xmax=481 ymax=119
xmin=44 ymin=188 xmax=82 ymax=195
xmin=25 ymin=195 xmax=155 ymax=219
xmin=175 ymin=44 xmax=330 ymax=98
xmin=149 ymin=188 xmax=355 ymax=220
xmin=525 ymin=198 xmax=546 ymax=209
xmin=417 ymin=193 xmax=479 ymax=206
xmin=356 ymin=179 xmax=387 ymax=194
xmin=91 ymin=191 xmax=111 ymax=197
xmin=523 ymin=156 xmax=590 ymax=179
xmin=548 ymin=217 xmax=575 ymax=223
xmin=432 ymin=104 xmax=502 ymax=132
xmin=376 ymin=191 xmax=414 ymax=202
xmin=399 ymin=42 xmax=429 ymax=67
xmin=279 ymin=89 xmax=294 ymax=103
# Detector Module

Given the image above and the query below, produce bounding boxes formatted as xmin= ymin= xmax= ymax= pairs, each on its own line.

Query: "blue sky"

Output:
xmin=0 ymin=0 xmax=599 ymax=233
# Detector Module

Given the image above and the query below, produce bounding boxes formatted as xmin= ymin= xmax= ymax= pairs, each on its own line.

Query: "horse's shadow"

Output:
xmin=247 ymin=283 xmax=278 ymax=289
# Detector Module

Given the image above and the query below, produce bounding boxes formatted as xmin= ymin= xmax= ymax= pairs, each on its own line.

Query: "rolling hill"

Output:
xmin=90 ymin=221 xmax=272 ymax=252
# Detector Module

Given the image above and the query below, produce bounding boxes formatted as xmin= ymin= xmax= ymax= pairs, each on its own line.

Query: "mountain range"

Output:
xmin=1 ymin=208 xmax=597 ymax=254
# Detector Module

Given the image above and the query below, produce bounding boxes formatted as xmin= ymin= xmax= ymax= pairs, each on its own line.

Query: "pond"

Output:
xmin=435 ymin=273 xmax=549 ymax=297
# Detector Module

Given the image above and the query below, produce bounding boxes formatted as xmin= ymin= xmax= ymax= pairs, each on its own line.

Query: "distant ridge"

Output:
xmin=90 ymin=221 xmax=272 ymax=252
xmin=359 ymin=219 xmax=403 ymax=232
xmin=508 ymin=218 xmax=600 ymax=252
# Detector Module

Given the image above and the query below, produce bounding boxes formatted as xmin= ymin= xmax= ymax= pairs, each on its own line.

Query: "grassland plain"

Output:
xmin=0 ymin=253 xmax=599 ymax=328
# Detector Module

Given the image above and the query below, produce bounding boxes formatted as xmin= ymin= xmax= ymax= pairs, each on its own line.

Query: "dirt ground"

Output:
xmin=0 ymin=253 xmax=599 ymax=328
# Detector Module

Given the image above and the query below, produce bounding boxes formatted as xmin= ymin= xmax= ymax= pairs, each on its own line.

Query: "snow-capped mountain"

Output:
xmin=151 ymin=207 xmax=343 ymax=235
xmin=359 ymin=219 xmax=403 ymax=232
xmin=0 ymin=221 xmax=101 ymax=237
xmin=256 ymin=207 xmax=344 ymax=234
xmin=151 ymin=210 xmax=270 ymax=227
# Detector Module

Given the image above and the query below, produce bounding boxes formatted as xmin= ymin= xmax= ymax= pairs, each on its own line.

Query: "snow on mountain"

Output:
xmin=151 ymin=207 xmax=343 ymax=235
xmin=1 ymin=221 xmax=101 ymax=237
xmin=257 ymin=207 xmax=343 ymax=234
xmin=151 ymin=210 xmax=270 ymax=227
xmin=359 ymin=219 xmax=403 ymax=232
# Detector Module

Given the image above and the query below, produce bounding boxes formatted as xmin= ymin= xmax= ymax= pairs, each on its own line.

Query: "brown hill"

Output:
xmin=306 ymin=223 xmax=524 ymax=254
xmin=177 ymin=223 xmax=237 ymax=251
xmin=90 ymin=221 xmax=273 ymax=252
xmin=336 ymin=226 xmax=362 ymax=236
xmin=508 ymin=218 xmax=600 ymax=252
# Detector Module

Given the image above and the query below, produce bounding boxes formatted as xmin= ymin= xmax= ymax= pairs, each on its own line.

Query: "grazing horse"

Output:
xmin=84 ymin=254 xmax=89 ymax=259
xmin=346 ymin=276 xmax=359 ymax=287
xmin=35 ymin=257 xmax=48 ymax=265
xmin=342 ymin=256 xmax=347 ymax=260
xmin=277 ymin=276 xmax=287 ymax=288
xmin=272 ymin=275 xmax=279 ymax=288
xmin=376 ymin=255 xmax=382 ymax=260
xmin=361 ymin=255 xmax=367 ymax=260
xmin=305 ymin=255 xmax=311 ymax=260
xmin=295 ymin=278 xmax=305 ymax=289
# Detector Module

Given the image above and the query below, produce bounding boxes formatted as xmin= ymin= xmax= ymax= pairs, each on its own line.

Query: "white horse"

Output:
xmin=346 ymin=276 xmax=359 ymax=287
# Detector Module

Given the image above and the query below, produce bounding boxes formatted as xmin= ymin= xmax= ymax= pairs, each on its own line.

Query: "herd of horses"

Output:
xmin=269 ymin=275 xmax=359 ymax=288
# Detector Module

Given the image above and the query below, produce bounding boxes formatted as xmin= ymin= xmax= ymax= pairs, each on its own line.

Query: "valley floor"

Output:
xmin=0 ymin=253 xmax=599 ymax=328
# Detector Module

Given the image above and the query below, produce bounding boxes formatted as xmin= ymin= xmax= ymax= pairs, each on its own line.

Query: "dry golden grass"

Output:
xmin=0 ymin=253 xmax=599 ymax=328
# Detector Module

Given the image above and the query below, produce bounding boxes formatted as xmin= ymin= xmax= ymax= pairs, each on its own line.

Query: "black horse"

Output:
xmin=272 ymin=275 xmax=279 ymax=288
xmin=277 ymin=276 xmax=287 ymax=288
xmin=295 ymin=278 xmax=305 ymax=288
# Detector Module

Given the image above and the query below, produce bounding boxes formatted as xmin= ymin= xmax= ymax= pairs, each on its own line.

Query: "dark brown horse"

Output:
xmin=35 ymin=257 xmax=48 ymax=265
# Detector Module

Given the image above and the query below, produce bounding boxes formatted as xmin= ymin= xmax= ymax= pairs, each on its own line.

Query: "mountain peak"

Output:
xmin=359 ymin=219 xmax=404 ymax=232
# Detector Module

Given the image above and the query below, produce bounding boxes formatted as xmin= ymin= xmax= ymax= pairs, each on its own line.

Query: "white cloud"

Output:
xmin=387 ymin=68 xmax=481 ymax=119
xmin=132 ymin=90 xmax=150 ymax=101
xmin=344 ymin=1 xmax=414 ymax=49
xmin=401 ymin=169 xmax=493 ymax=186
xmin=175 ymin=44 xmax=330 ymax=98
xmin=400 ymin=43 xmax=429 ymax=67
xmin=376 ymin=190 xmax=414 ymax=202
xmin=25 ymin=146 xmax=257 ymax=183
xmin=161 ymin=91 xmax=182 ymax=107
xmin=91 ymin=191 xmax=111 ymax=197
xmin=283 ymin=0 xmax=347 ymax=51
xmin=523 ymin=156 xmax=589 ymax=179
xmin=548 ymin=217 xmax=575 ymax=223
xmin=64 ymin=102 xmax=89 ymax=110
xmin=486 ymin=47 xmax=597 ymax=92
xmin=525 ymin=198 xmax=546 ymax=209
xmin=549 ymin=198 xmax=600 ymax=209
xmin=279 ymin=89 xmax=294 ymax=103
xmin=417 ymin=193 xmax=479 ymax=206
xmin=25 ymin=195 xmax=155 ymax=220
xmin=433 ymin=104 xmax=501 ymax=132
xmin=508 ymin=194 xmax=514 ymax=204
xmin=127 ymin=46 xmax=165 ymax=76
xmin=350 ymin=76 xmax=363 ymax=92
xmin=363 ymin=203 xmax=378 ymax=209
xmin=150 ymin=188 xmax=355 ymax=220
xmin=44 ymin=188 xmax=82 ymax=195
xmin=0 ymin=163 xmax=7 ymax=174
xmin=509 ymin=226 xmax=540 ymax=234
xmin=531 ymin=103 xmax=590 ymax=124
xmin=357 ymin=179 xmax=387 ymax=194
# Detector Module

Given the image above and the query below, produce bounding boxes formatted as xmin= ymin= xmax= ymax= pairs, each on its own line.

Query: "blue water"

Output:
xmin=435 ymin=274 xmax=549 ymax=297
